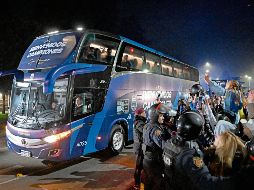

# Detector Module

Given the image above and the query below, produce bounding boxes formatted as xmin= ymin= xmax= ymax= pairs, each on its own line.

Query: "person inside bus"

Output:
xmin=105 ymin=48 xmax=113 ymax=63
xmin=94 ymin=48 xmax=101 ymax=61
xmin=79 ymin=46 xmax=95 ymax=62
xmin=51 ymin=100 xmax=58 ymax=111
xmin=121 ymin=54 xmax=132 ymax=68
xmin=74 ymin=95 xmax=84 ymax=116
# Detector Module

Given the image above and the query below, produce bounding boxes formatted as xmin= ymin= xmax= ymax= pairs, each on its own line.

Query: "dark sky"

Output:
xmin=1 ymin=0 xmax=254 ymax=82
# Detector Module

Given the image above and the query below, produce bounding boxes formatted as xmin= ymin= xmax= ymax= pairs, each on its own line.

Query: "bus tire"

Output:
xmin=108 ymin=124 xmax=125 ymax=155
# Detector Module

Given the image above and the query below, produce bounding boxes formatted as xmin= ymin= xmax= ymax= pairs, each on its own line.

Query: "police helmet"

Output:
xmin=176 ymin=110 xmax=205 ymax=141
xmin=190 ymin=84 xmax=204 ymax=96
xmin=148 ymin=103 xmax=168 ymax=122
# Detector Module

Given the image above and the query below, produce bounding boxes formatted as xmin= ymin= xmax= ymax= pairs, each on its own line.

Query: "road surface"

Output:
xmin=0 ymin=144 xmax=136 ymax=190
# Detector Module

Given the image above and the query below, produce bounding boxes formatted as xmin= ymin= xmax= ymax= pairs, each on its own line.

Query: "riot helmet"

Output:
xmin=148 ymin=103 xmax=168 ymax=123
xmin=190 ymin=84 xmax=204 ymax=96
xmin=176 ymin=110 xmax=205 ymax=141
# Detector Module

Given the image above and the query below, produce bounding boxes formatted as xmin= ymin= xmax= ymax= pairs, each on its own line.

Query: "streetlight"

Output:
xmin=205 ymin=69 xmax=210 ymax=73
xmin=205 ymin=62 xmax=210 ymax=67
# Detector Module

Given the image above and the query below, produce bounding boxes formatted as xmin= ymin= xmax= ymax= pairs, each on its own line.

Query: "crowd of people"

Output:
xmin=132 ymin=75 xmax=254 ymax=190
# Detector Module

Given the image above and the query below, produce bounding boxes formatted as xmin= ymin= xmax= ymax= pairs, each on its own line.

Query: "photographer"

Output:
xmin=189 ymin=84 xmax=204 ymax=111
xmin=190 ymin=84 xmax=215 ymax=150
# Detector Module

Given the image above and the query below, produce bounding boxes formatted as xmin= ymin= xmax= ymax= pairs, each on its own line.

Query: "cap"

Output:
xmin=135 ymin=108 xmax=145 ymax=116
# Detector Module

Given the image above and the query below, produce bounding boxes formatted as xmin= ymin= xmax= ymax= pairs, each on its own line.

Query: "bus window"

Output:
xmin=161 ymin=58 xmax=173 ymax=76
xmin=78 ymin=34 xmax=120 ymax=65
xmin=72 ymin=91 xmax=92 ymax=118
xmin=183 ymin=66 xmax=191 ymax=80
xmin=172 ymin=62 xmax=183 ymax=78
xmin=72 ymin=88 xmax=106 ymax=121
xmin=144 ymin=52 xmax=161 ymax=74
xmin=117 ymin=45 xmax=145 ymax=71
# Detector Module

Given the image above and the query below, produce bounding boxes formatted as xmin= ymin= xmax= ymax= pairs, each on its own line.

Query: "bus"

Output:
xmin=2 ymin=29 xmax=199 ymax=162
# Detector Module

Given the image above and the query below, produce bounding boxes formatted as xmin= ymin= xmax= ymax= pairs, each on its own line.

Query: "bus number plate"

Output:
xmin=20 ymin=150 xmax=31 ymax=157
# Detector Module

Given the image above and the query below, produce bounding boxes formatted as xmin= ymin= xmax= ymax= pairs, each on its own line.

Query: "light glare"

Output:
xmin=77 ymin=27 xmax=83 ymax=31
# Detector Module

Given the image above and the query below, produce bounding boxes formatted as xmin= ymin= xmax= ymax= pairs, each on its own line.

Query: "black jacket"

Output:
xmin=133 ymin=115 xmax=147 ymax=154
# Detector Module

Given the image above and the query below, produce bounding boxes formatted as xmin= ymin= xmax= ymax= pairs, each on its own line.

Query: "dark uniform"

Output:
xmin=142 ymin=103 xmax=168 ymax=190
xmin=235 ymin=137 xmax=254 ymax=190
xmin=197 ymin=114 xmax=214 ymax=152
xmin=133 ymin=114 xmax=147 ymax=187
xmin=163 ymin=110 xmax=235 ymax=190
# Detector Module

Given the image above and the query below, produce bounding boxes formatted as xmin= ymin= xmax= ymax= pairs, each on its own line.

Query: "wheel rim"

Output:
xmin=112 ymin=131 xmax=123 ymax=150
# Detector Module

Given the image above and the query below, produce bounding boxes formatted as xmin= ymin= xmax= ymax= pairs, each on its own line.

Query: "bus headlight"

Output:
xmin=43 ymin=130 xmax=71 ymax=143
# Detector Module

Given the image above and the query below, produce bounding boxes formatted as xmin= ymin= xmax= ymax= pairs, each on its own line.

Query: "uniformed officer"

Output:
xmin=235 ymin=137 xmax=254 ymax=189
xmin=133 ymin=107 xmax=147 ymax=189
xmin=142 ymin=103 xmax=168 ymax=190
xmin=163 ymin=110 xmax=235 ymax=190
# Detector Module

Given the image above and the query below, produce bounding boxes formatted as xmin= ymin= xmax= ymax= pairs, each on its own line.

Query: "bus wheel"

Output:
xmin=109 ymin=125 xmax=125 ymax=155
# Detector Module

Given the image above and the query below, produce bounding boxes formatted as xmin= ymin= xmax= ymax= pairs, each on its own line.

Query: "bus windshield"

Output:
xmin=8 ymin=78 xmax=69 ymax=129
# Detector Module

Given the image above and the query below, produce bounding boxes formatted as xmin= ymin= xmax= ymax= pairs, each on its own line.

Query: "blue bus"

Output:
xmin=2 ymin=29 xmax=199 ymax=162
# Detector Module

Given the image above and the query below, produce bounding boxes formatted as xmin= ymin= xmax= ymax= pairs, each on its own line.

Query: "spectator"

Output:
xmin=204 ymin=131 xmax=246 ymax=177
xmin=205 ymin=73 xmax=243 ymax=124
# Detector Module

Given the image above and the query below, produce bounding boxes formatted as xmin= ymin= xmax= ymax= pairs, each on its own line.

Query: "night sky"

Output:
xmin=1 ymin=0 xmax=254 ymax=85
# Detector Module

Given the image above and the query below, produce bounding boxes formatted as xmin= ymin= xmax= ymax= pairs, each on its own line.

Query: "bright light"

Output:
xmin=43 ymin=130 xmax=71 ymax=143
xmin=216 ymin=77 xmax=219 ymax=80
xmin=47 ymin=30 xmax=59 ymax=35
xmin=245 ymin=75 xmax=249 ymax=78
xmin=143 ymin=69 xmax=149 ymax=73
xmin=205 ymin=69 xmax=210 ymax=73
xmin=16 ymin=82 xmax=30 ymax=88
xmin=76 ymin=27 xmax=83 ymax=31
xmin=205 ymin=62 xmax=210 ymax=67
xmin=0 ymin=93 xmax=2 ymax=98
xmin=248 ymin=76 xmax=252 ymax=80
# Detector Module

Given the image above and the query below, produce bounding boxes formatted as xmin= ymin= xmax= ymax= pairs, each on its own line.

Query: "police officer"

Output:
xmin=235 ymin=137 xmax=254 ymax=189
xmin=163 ymin=110 xmax=235 ymax=190
xmin=142 ymin=103 xmax=168 ymax=190
xmin=133 ymin=108 xmax=147 ymax=189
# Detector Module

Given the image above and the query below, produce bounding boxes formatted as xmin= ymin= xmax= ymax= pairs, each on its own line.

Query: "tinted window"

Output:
xmin=78 ymin=34 xmax=120 ymax=65
xmin=71 ymin=88 xmax=106 ymax=121
xmin=117 ymin=45 xmax=145 ymax=71
xmin=172 ymin=62 xmax=183 ymax=78
xmin=144 ymin=52 xmax=161 ymax=74
xmin=161 ymin=58 xmax=173 ymax=76
xmin=183 ymin=65 xmax=191 ymax=80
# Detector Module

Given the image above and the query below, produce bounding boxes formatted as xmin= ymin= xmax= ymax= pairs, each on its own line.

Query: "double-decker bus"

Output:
xmin=2 ymin=29 xmax=199 ymax=162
